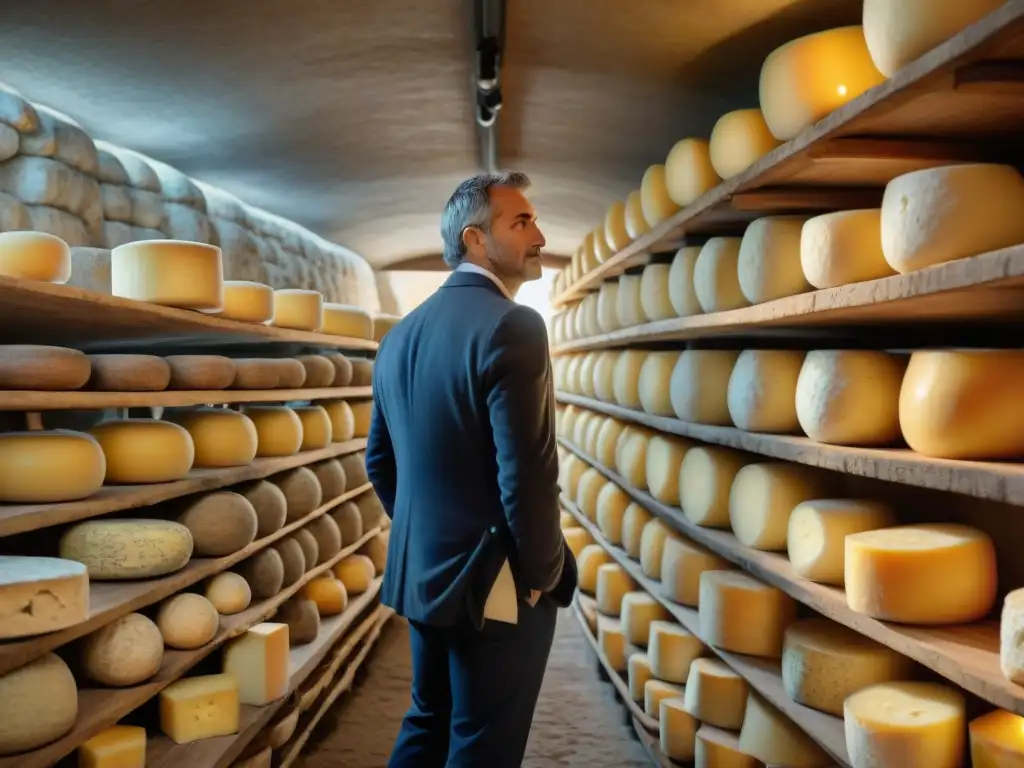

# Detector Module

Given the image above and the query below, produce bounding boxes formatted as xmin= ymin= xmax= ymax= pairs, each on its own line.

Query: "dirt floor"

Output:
xmin=297 ymin=610 xmax=651 ymax=767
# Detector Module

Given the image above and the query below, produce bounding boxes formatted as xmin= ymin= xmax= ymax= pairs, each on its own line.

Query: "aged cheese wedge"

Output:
xmin=0 ymin=556 xmax=89 ymax=639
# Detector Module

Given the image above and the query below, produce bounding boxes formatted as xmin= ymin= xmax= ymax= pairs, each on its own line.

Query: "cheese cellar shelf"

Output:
xmin=0 ymin=385 xmax=371 ymax=411
xmin=550 ymin=1 xmax=1024 ymax=307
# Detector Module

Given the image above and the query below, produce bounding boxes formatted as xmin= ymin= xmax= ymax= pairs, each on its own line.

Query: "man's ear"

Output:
xmin=462 ymin=226 xmax=485 ymax=258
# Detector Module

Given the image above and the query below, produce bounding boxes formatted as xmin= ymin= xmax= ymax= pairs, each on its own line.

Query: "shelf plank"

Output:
xmin=0 ymin=386 xmax=371 ymax=411
xmin=551 ymin=245 xmax=1024 ymax=353
xmin=551 ymin=1 xmax=1024 ymax=306
xmin=0 ymin=275 xmax=378 ymax=351
xmin=0 ymin=483 xmax=373 ymax=678
xmin=143 ymin=580 xmax=386 ymax=768
xmin=560 ymin=440 xmax=1024 ymax=719
xmin=0 ymin=528 xmax=383 ymax=768
xmin=0 ymin=438 xmax=367 ymax=537
xmin=566 ymin=505 xmax=850 ymax=766
xmin=556 ymin=393 xmax=1024 ymax=507
xmin=630 ymin=715 xmax=673 ymax=768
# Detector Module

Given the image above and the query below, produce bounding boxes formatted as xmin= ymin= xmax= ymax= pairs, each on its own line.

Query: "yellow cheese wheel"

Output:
xmin=596 ymin=482 xmax=630 ymax=546
xmin=699 ymin=570 xmax=796 ymax=658
xmin=970 ymin=709 xmax=1024 ymax=768
xmin=111 ymin=239 xmax=224 ymax=310
xmin=645 ymin=434 xmax=692 ymax=505
xmin=726 ymin=349 xmax=804 ymax=433
xmin=679 ymin=446 xmax=750 ymax=528
xmin=294 ymin=405 xmax=333 ymax=450
xmin=709 ymin=108 xmax=781 ymax=179
xmin=800 ymin=209 xmax=895 ymax=289
xmin=615 ymin=272 xmax=646 ymax=328
xmin=621 ymin=503 xmax=652 ymax=559
xmin=303 ymin=576 xmax=348 ymax=616
xmin=665 ymin=138 xmax=720 ymax=208
xmin=648 ymin=620 xmax=702 ymax=684
xmin=640 ymin=519 xmax=679 ymax=580
xmin=660 ymin=698 xmax=698 ymax=762
xmin=596 ymin=562 xmax=635 ymax=616
xmin=577 ymin=544 xmax=611 ymax=594
xmin=645 ymin=679 xmax=684 ymax=721
xmin=660 ymin=536 xmax=731 ymax=606
xmin=639 ymin=261 xmax=676 ymax=322
xmin=684 ymin=659 xmax=749 ymax=730
xmin=605 ymin=201 xmax=630 ymax=252
xmin=174 ymin=408 xmax=258 ymax=468
xmin=593 ymin=412 xmax=623 ymax=469
xmin=621 ymin=591 xmax=669 ymax=646
xmin=575 ymin=468 xmax=606 ymax=521
xmin=693 ymin=237 xmax=747 ymax=313
xmin=612 ymin=350 xmax=649 ymax=409
xmin=627 ymin=652 xmax=654 ymax=701
xmin=787 ymin=499 xmax=895 ymax=585
xmin=737 ymin=216 xmax=811 ymax=304
xmin=214 ymin=281 xmax=274 ymax=323
xmin=559 ymin=454 xmax=587 ymax=500
xmin=624 ymin=190 xmax=650 ymax=240
xmin=668 ymin=246 xmax=702 ymax=317
xmin=245 ymin=406 xmax=303 ymax=457
xmin=669 ymin=349 xmax=739 ymax=425
xmin=90 ymin=419 xmax=194 ymax=483
xmin=321 ymin=303 xmax=374 ymax=338
xmin=638 ymin=352 xmax=681 ymax=417
xmin=272 ymin=289 xmax=323 ymax=331
xmin=0 ymin=653 xmax=78 ymax=755
xmin=334 ymin=554 xmax=375 ymax=594
xmin=616 ymin=427 xmax=653 ymax=490
xmin=157 ymin=592 xmax=220 ymax=650
xmin=592 ymin=225 xmax=613 ymax=263
xmin=323 ymin=399 xmax=356 ymax=442
xmin=0 ymin=430 xmax=105 ymax=502
xmin=595 ymin=281 xmax=620 ymax=334
xmin=695 ymin=725 xmax=760 ymax=768
xmin=739 ymin=692 xmax=831 ymax=767
xmin=563 ymin=526 xmax=593 ymax=559
xmin=205 ymin=572 xmax=252 ymax=615
xmin=598 ymin=620 xmax=628 ymax=672
xmin=0 ymin=230 xmax=71 ymax=283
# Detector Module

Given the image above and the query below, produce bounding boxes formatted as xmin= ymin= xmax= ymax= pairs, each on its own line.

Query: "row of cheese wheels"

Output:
xmin=555 ymin=346 xmax=1024 ymax=462
xmin=559 ymin=454 xmax=1024 ymax=767
xmin=0 ymin=344 xmax=370 ymax=392
xmin=0 ymin=231 xmax=399 ymax=339
xmin=554 ymin=161 xmax=1024 ymax=343
xmin=0 ymin=401 xmax=371 ymax=504
xmin=1 ymin=454 xmax=383 ymax=642
xmin=552 ymin=0 xmax=1006 ymax=296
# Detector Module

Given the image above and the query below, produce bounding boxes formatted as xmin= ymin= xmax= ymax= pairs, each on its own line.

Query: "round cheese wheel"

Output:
xmin=899 ymin=349 xmax=1024 ymax=459
xmin=596 ymin=482 xmax=630 ymax=545
xmin=695 ymin=725 xmax=758 ymax=768
xmin=729 ymin=462 xmax=832 ymax=552
xmin=605 ymin=201 xmax=631 ymax=252
xmin=640 ymin=519 xmax=679 ymax=580
xmin=214 ymin=281 xmax=274 ymax=323
xmin=628 ymin=652 xmax=654 ymax=701
xmin=670 ymin=349 xmax=739 ymax=425
xmin=638 ymin=351 xmax=681 ymax=416
xmin=599 ymin=622 xmax=628 ymax=672
xmin=231 ymin=359 xmax=281 ymax=389
xmin=331 ymin=502 xmax=362 ymax=546
xmin=0 ymin=230 xmax=71 ymax=283
xmin=661 ymin=536 xmax=732 ymax=606
xmin=339 ymin=452 xmax=369 ymax=488
xmin=737 ymin=216 xmax=811 ymax=304
xmin=0 ymin=345 xmax=91 ymax=390
xmin=89 ymin=419 xmax=194 ymax=483
xmin=680 ymin=446 xmax=750 ymax=528
xmin=280 ymin=597 xmax=320 ymax=644
xmin=612 ymin=350 xmax=649 ymax=409
xmin=639 ymin=261 xmax=676 ymax=322
xmin=334 ymin=554 xmax=375 ymax=594
xmin=668 ymin=245 xmax=702 ymax=317
xmin=595 ymin=281 xmax=620 ymax=334
xmin=177 ymin=491 xmax=259 ymax=556
xmin=87 ymin=354 xmax=171 ymax=391
xmin=592 ymin=352 xmax=617 ymax=403
xmin=242 ymin=480 xmax=288 ymax=538
xmin=616 ymin=427 xmax=653 ymax=490
xmin=294 ymin=405 xmax=333 ymax=450
xmin=620 ymin=591 xmax=668 ymax=645
xmin=726 ymin=349 xmax=805 ymax=433
xmin=312 ymin=458 xmax=347 ymax=500
xmin=795 ymin=349 xmax=905 ymax=445
xmin=355 ymin=492 xmax=387 ymax=532
xmin=0 ymin=430 xmax=105 ymax=502
xmin=361 ymin=529 xmax=389 ymax=574
xmin=709 ymin=108 xmax=782 ymax=179
xmin=665 ymin=138 xmax=720 ymax=207
xmin=800 ymin=209 xmax=894 ymax=289
xmin=275 ymin=538 xmax=307 ymax=586
xmin=621 ymin=503 xmax=652 ymax=559
xmin=594 ymin=416 xmax=625 ymax=469
xmin=0 ymin=653 xmax=78 ymax=755
xmin=81 ymin=612 xmax=163 ymax=687
xmin=323 ymin=399 xmax=356 ymax=442
xmin=646 ymin=434 xmax=693 ymax=505
xmin=881 ymin=163 xmax=1024 ymax=274
xmin=297 ymin=354 xmax=336 ymax=388
xmin=649 ymin=620 xmax=702 ymax=684
xmin=578 ymin=544 xmax=612 ymax=594
xmin=293 ymin=528 xmax=320 ymax=570
xmin=969 ymin=709 xmax=1024 ymax=768
xmin=593 ymin=225 xmax=613 ymax=263
xmin=322 ymin=303 xmax=373 ymax=338
xmin=272 ymin=289 xmax=324 ymax=331
xmin=60 ymin=519 xmax=193 ymax=580
xmin=739 ymin=692 xmax=830 ymax=766
xmin=596 ymin=562 xmax=635 ymax=616
xmin=175 ymin=408 xmax=258 ymax=468
xmin=624 ymin=190 xmax=650 ymax=240
xmin=616 ymin=272 xmax=646 ymax=327
xmin=575 ymin=468 xmax=606 ymax=521
xmin=693 ymin=237 xmax=748 ymax=313
xmin=238 ymin=548 xmax=285 ymax=599
xmin=164 ymin=354 xmax=235 ymax=390
xmin=577 ymin=355 xmax=598 ymax=398
xmin=641 ymin=164 xmax=681 ymax=226
xmin=205 ymin=571 xmax=252 ymax=614
xmin=699 ymin=570 xmax=796 ymax=657
xmin=245 ymin=406 xmax=303 ymax=457
xmin=276 ymin=466 xmax=324 ymax=522
xmin=111 ymin=239 xmax=224 ymax=310
xmin=559 ymin=454 xmax=587 ymax=500
xmin=330 ymin=354 xmax=359 ymax=386
xmin=273 ymin=358 xmax=307 ymax=389
xmin=685 ymin=660 xmax=748 ymax=730
xmin=303 ymin=576 xmax=348 ymax=616
xmin=787 ymin=499 xmax=895 ymax=585
xmin=157 ymin=593 xmax=219 ymax=650
xmin=563 ymin=527 xmax=592 ymax=559
xmin=576 ymin=293 xmax=600 ymax=338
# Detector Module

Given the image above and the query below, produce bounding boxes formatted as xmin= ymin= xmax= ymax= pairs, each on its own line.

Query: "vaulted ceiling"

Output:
xmin=0 ymin=0 xmax=861 ymax=267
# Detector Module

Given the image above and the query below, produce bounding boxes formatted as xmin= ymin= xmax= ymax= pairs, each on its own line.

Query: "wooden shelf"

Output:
xmin=144 ymin=581 xmax=387 ymax=768
xmin=556 ymin=393 xmax=1024 ymax=507
xmin=0 ymin=386 xmax=371 ymax=411
xmin=0 ymin=527 xmax=383 ymax=768
xmin=630 ymin=715 xmax=673 ymax=768
xmin=566 ymin=505 xmax=850 ymax=766
xmin=551 ymin=2 xmax=1024 ymax=307
xmin=0 ymin=483 xmax=373 ymax=678
xmin=551 ymin=246 xmax=1024 ymax=353
xmin=560 ymin=440 xmax=1024 ymax=719
xmin=0 ymin=437 xmax=368 ymax=537
xmin=0 ymin=276 xmax=378 ymax=352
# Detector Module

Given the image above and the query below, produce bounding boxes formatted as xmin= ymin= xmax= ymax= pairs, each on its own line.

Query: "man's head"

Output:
xmin=440 ymin=171 xmax=547 ymax=289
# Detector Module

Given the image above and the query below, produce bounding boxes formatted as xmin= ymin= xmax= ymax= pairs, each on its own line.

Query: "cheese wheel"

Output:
xmin=660 ymin=698 xmax=698 ymax=762
xmin=616 ymin=272 xmax=646 ymax=328
xmin=61 ymin=519 xmax=194 ymax=580
xmin=621 ymin=503 xmax=652 ymax=559
xmin=245 ymin=405 xmax=303 ymax=457
xmin=576 ymin=294 xmax=600 ymax=338
xmin=559 ymin=509 xmax=575 ymax=529
xmin=598 ymin=620 xmax=628 ymax=672
xmin=595 ymin=281 xmax=620 ymax=334
xmin=303 ymin=576 xmax=348 ymax=616
xmin=298 ymin=354 xmax=336 ymax=388
xmin=668 ymin=245 xmax=702 ymax=317
xmin=669 ymin=349 xmax=739 ymax=425
xmin=577 ymin=353 xmax=598 ymax=398
xmin=0 ymin=430 xmax=105 ymax=502
xmin=639 ymin=261 xmax=676 ymax=322
xmin=709 ymin=108 xmax=781 ymax=179
xmin=157 ymin=593 xmax=220 ymax=650
xmin=845 ymin=523 xmax=997 ymax=624
xmin=638 ymin=352 xmax=681 ymax=416
xmin=177 ymin=491 xmax=258 ymax=556
xmin=238 ymin=549 xmax=285 ymax=599
xmin=759 ymin=26 xmax=885 ymax=141
xmin=87 ymin=354 xmax=171 ymax=391
xmin=795 ymin=349 xmax=905 ymax=445
xmin=970 ymin=709 xmax=1024 ymax=768
xmin=679 ymin=446 xmax=749 ymax=528
xmin=592 ymin=225 xmax=613 ymax=263
xmin=596 ymin=562 xmax=635 ymax=616
xmin=665 ymin=138 xmax=719 ymax=208
xmin=621 ymin=591 xmax=668 ymax=646
xmin=594 ymin=414 xmax=623 ymax=469
xmin=175 ymin=408 xmax=258 ymax=468
xmin=231 ymin=359 xmax=282 ymax=389
xmin=563 ymin=527 xmax=592 ymax=559
xmin=726 ymin=349 xmax=804 ymax=433
xmin=81 ymin=612 xmax=164 ymax=686
xmin=272 ymin=288 xmax=323 ymax=331
xmin=0 ymin=556 xmax=89 ymax=639
xmin=1002 ymin=588 xmax=1024 ymax=684
xmin=645 ymin=679 xmax=684 ymax=720
xmin=684 ymin=659 xmax=748 ymax=730
xmin=275 ymin=538 xmax=307 ymax=586
xmin=334 ymin=554 xmax=375 ymax=594
xmin=111 ymin=239 xmax=224 ymax=310
xmin=660 ymin=537 xmax=731 ymax=606
xmin=215 ymin=281 xmax=274 ymax=323
xmin=596 ymin=482 xmax=630 ymax=545
xmin=739 ymin=692 xmax=831 ymax=767
xmin=294 ymin=405 xmax=332 ymax=450
xmin=882 ymin=163 xmax=1024 ymax=274
xmin=899 ymin=349 xmax=1024 ymax=459
xmin=616 ymin=427 xmax=653 ymax=490
xmin=329 ymin=354 xmax=358 ymax=386
xmin=372 ymin=313 xmax=401 ymax=342
xmin=339 ymin=452 xmax=368 ymax=489
xmin=729 ymin=462 xmax=832 ymax=551
xmin=800 ymin=209 xmax=894 ymax=289
xmin=624 ymin=190 xmax=650 ymax=240
xmin=612 ymin=350 xmax=649 ymax=408
xmin=0 ymin=345 xmax=91 ymax=390
xmin=322 ymin=303 xmax=373 ymax=338
xmin=273 ymin=358 xmax=307 ymax=389
xmin=279 ymin=597 xmax=320 ymax=645
xmin=699 ymin=570 xmax=796 ymax=657
xmin=243 ymin=480 xmax=288 ymax=538
xmin=205 ymin=572 xmax=252 ymax=615
xmin=575 ymin=468 xmax=606 ymax=521
xmin=323 ymin=399 xmax=356 ymax=443
xmin=165 ymin=354 xmax=236 ymax=390
xmin=693 ymin=237 xmax=748 ymax=313
xmin=648 ymin=621 xmax=702 ymax=684
xmin=845 ymin=681 xmax=965 ymax=768
xmin=737 ymin=216 xmax=811 ymax=304
xmin=782 ymin=617 xmax=914 ymax=716
xmin=559 ymin=453 xmax=587 ymax=499
xmin=276 ymin=466 xmax=324 ymax=522
xmin=0 ymin=230 xmax=71 ymax=283
xmin=628 ymin=652 xmax=654 ymax=701
xmin=578 ymin=544 xmax=612 ymax=594
xmin=645 ymin=434 xmax=692 ymax=505
xmin=640 ymin=519 xmax=679 ymax=580
xmin=641 ymin=164 xmax=680 ymax=226
xmin=605 ymin=201 xmax=630 ymax=252
xmin=0 ymin=653 xmax=78 ymax=755
xmin=864 ymin=0 xmax=1006 ymax=78
xmin=787 ymin=499 xmax=896 ymax=585
xmin=695 ymin=725 xmax=760 ymax=768
xmin=90 ymin=419 xmax=194 ymax=483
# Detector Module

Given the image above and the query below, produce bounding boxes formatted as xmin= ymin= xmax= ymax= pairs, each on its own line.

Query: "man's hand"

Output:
xmin=526 ymin=589 xmax=542 ymax=607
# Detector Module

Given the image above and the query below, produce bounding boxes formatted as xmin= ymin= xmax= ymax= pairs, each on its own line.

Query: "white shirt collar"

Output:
xmin=456 ymin=262 xmax=514 ymax=300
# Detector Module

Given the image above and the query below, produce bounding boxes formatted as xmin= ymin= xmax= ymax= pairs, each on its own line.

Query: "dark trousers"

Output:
xmin=387 ymin=597 xmax=558 ymax=768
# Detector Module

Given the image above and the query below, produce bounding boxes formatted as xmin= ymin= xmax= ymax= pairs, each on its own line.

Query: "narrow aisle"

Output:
xmin=298 ymin=610 xmax=651 ymax=767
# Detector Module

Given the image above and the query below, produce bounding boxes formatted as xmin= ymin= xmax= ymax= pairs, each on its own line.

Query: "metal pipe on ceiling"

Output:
xmin=470 ymin=0 xmax=506 ymax=173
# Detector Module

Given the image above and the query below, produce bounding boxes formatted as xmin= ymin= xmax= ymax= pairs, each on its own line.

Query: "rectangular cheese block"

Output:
xmin=223 ymin=622 xmax=290 ymax=706
xmin=159 ymin=673 xmax=240 ymax=744
xmin=78 ymin=725 xmax=146 ymax=768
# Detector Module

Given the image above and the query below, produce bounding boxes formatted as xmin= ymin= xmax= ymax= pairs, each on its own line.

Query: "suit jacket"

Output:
xmin=365 ymin=269 xmax=578 ymax=629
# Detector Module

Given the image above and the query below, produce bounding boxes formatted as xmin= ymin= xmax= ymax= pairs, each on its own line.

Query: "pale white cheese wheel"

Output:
xmin=729 ymin=462 xmax=832 ymax=551
xmin=726 ymin=349 xmax=805 ymax=433
xmin=592 ymin=352 xmax=618 ymax=404
xmin=0 ymin=230 xmax=71 ymax=283
xmin=1001 ymin=589 xmax=1024 ymax=684
xmin=660 ymin=536 xmax=732 ymax=606
xmin=639 ymin=262 xmax=676 ymax=322
xmin=616 ymin=427 xmax=653 ymax=490
xmin=577 ymin=293 xmax=601 ymax=338
xmin=624 ymin=190 xmax=650 ymax=240
xmin=593 ymin=225 xmax=613 ymax=263
xmin=668 ymin=245 xmax=702 ymax=317
xmin=0 ymin=430 xmax=106 ymax=503
xmin=788 ymin=499 xmax=895 ymax=585
xmin=759 ymin=26 xmax=885 ymax=141
xmin=645 ymin=434 xmax=693 ymax=505
xmin=575 ymin=468 xmax=606 ymax=522
xmin=81 ymin=612 xmax=164 ymax=686
xmin=60 ymin=519 xmax=193 ymax=580
xmin=800 ymin=209 xmax=895 ymax=289
xmin=685 ymin=660 xmax=749 ymax=730
xmin=641 ymin=164 xmax=680 ymax=227
xmin=111 ymin=239 xmax=224 ymax=310
xmin=621 ymin=504 xmax=652 ymax=559
xmin=795 ymin=349 xmax=906 ymax=445
xmin=595 ymin=281 xmax=620 ymax=333
xmin=605 ymin=201 xmax=631 ymax=252
xmin=899 ymin=349 xmax=1024 ymax=459
xmin=693 ymin=237 xmax=748 ymax=313
xmin=322 ymin=303 xmax=374 ymax=338
xmin=214 ymin=281 xmax=274 ymax=324
xmin=612 ymin=350 xmax=649 ymax=409
xmin=616 ymin=272 xmax=646 ymax=328
xmin=709 ymin=108 xmax=781 ymax=179
xmin=648 ymin=620 xmax=702 ymax=684
xmin=665 ymin=138 xmax=720 ymax=208
xmin=596 ymin=562 xmax=636 ymax=616
xmin=739 ymin=692 xmax=831 ymax=767
xmin=205 ymin=571 xmax=252 ymax=615
xmin=90 ymin=419 xmax=194 ymax=483
xmin=680 ymin=446 xmax=750 ymax=528
xmin=596 ymin=482 xmax=631 ymax=545
xmin=699 ymin=570 xmax=796 ymax=658
xmin=0 ymin=653 xmax=78 ymax=755
xmin=272 ymin=289 xmax=324 ymax=331
xmin=881 ymin=163 xmax=1024 ymax=274
xmin=638 ymin=351 xmax=681 ymax=417
xmin=157 ymin=592 xmax=219 ymax=650
xmin=0 ymin=556 xmax=89 ymax=639
xmin=174 ymin=408 xmax=258 ymax=468
xmin=577 ymin=353 xmax=599 ymax=399
xmin=621 ymin=590 xmax=669 ymax=646
xmin=863 ymin=0 xmax=1005 ymax=78
xmin=640 ymin=519 xmax=679 ymax=580
xmin=669 ymin=349 xmax=739 ymax=425
xmin=737 ymin=216 xmax=811 ymax=304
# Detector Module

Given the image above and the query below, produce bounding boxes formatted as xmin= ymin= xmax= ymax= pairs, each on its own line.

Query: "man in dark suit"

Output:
xmin=365 ymin=171 xmax=577 ymax=767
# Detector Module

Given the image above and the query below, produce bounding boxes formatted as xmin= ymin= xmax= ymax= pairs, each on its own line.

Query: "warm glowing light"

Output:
xmin=836 ymin=83 xmax=848 ymax=97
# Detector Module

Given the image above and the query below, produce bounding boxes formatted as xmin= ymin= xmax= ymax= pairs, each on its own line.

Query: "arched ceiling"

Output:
xmin=0 ymin=0 xmax=860 ymax=267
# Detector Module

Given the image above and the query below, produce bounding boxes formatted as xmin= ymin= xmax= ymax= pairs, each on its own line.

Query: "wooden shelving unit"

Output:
xmin=0 ymin=385 xmax=371 ymax=411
